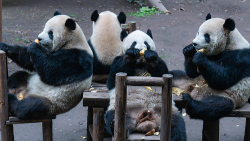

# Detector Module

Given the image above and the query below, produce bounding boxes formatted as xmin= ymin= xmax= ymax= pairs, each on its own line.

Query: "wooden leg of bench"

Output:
xmin=87 ymin=106 xmax=93 ymax=141
xmin=3 ymin=124 xmax=14 ymax=141
xmin=42 ymin=120 xmax=53 ymax=141
xmin=202 ymin=119 xmax=219 ymax=141
xmin=244 ymin=118 xmax=250 ymax=141
xmin=93 ymin=107 xmax=104 ymax=141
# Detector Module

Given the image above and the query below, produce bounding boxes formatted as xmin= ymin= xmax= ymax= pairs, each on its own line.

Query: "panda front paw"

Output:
xmin=183 ymin=44 xmax=196 ymax=62
xmin=144 ymin=50 xmax=158 ymax=61
xmin=8 ymin=93 xmax=18 ymax=115
xmin=183 ymin=93 xmax=200 ymax=119
xmin=182 ymin=93 xmax=193 ymax=102
xmin=0 ymin=42 xmax=9 ymax=52
xmin=192 ymin=52 xmax=206 ymax=66
xmin=124 ymin=48 xmax=140 ymax=64
xmin=27 ymin=42 xmax=43 ymax=54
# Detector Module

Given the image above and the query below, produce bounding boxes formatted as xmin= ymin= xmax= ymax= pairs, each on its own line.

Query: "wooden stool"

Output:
xmin=202 ymin=103 xmax=250 ymax=141
xmin=0 ymin=52 xmax=56 ymax=141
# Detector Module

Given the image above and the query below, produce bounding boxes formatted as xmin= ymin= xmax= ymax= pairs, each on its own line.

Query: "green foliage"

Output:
xmin=127 ymin=6 xmax=162 ymax=18
xmin=15 ymin=37 xmax=19 ymax=41
xmin=22 ymin=38 xmax=30 ymax=43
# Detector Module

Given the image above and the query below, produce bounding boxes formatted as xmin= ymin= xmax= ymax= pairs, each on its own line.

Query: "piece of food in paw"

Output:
xmin=172 ymin=87 xmax=185 ymax=96
xmin=139 ymin=48 xmax=147 ymax=56
xmin=197 ymin=48 xmax=205 ymax=53
xmin=34 ymin=39 xmax=40 ymax=44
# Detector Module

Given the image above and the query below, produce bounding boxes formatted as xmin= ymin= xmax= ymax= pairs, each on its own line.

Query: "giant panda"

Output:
xmin=172 ymin=13 xmax=250 ymax=121
xmin=0 ymin=11 xmax=93 ymax=119
xmin=104 ymin=29 xmax=186 ymax=140
xmin=88 ymin=10 xmax=126 ymax=82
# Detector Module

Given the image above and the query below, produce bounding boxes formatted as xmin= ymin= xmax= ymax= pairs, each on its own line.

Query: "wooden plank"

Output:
xmin=42 ymin=120 xmax=53 ymax=141
xmin=6 ymin=116 xmax=56 ymax=124
xmin=244 ymin=118 xmax=250 ymax=141
xmin=127 ymin=133 xmax=160 ymax=140
xmin=0 ymin=51 xmax=13 ymax=141
xmin=83 ymin=92 xmax=185 ymax=108
xmin=126 ymin=76 xmax=165 ymax=86
xmin=114 ymin=73 xmax=127 ymax=141
xmin=90 ymin=82 xmax=106 ymax=87
xmin=128 ymin=21 xmax=136 ymax=34
xmin=93 ymin=108 xmax=104 ymax=141
xmin=87 ymin=106 xmax=93 ymax=141
xmin=83 ymin=92 xmax=109 ymax=107
xmin=202 ymin=119 xmax=219 ymax=141
xmin=161 ymin=74 xmax=172 ymax=141
xmin=88 ymin=124 xmax=93 ymax=139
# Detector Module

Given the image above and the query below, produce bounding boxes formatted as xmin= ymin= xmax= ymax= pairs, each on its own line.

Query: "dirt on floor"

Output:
xmin=1 ymin=0 xmax=250 ymax=140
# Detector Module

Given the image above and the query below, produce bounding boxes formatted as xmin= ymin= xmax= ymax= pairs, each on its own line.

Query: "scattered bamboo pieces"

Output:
xmin=140 ymin=48 xmax=147 ymax=56
xmin=34 ymin=39 xmax=40 ymax=44
xmin=197 ymin=48 xmax=205 ymax=53
xmin=172 ymin=87 xmax=185 ymax=96
xmin=18 ymin=94 xmax=24 ymax=101
xmin=145 ymin=129 xmax=155 ymax=136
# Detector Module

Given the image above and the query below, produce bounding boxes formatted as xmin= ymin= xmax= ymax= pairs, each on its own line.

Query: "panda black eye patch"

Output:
xmin=144 ymin=41 xmax=150 ymax=50
xmin=48 ymin=30 xmax=53 ymax=40
xmin=204 ymin=33 xmax=210 ymax=43
xmin=130 ymin=41 xmax=137 ymax=48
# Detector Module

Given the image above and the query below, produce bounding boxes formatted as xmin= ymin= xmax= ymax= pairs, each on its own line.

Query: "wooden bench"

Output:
xmin=83 ymin=82 xmax=250 ymax=141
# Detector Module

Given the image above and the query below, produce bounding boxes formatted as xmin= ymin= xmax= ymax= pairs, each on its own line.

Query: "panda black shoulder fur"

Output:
xmin=105 ymin=29 xmax=186 ymax=141
xmin=2 ymin=11 xmax=93 ymax=119
xmin=172 ymin=13 xmax=250 ymax=121
xmin=88 ymin=10 xmax=126 ymax=82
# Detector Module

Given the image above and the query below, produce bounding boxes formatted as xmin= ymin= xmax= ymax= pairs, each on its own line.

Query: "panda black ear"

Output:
xmin=53 ymin=11 xmax=61 ymax=17
xmin=146 ymin=29 xmax=153 ymax=39
xmin=206 ymin=13 xmax=211 ymax=21
xmin=91 ymin=10 xmax=99 ymax=22
xmin=117 ymin=12 xmax=126 ymax=24
xmin=223 ymin=18 xmax=235 ymax=31
xmin=120 ymin=30 xmax=128 ymax=41
xmin=65 ymin=19 xmax=76 ymax=31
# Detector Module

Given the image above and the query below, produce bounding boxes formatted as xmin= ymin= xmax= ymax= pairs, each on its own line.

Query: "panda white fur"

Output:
xmin=2 ymin=11 xmax=93 ymax=119
xmin=172 ymin=13 xmax=250 ymax=121
xmin=88 ymin=10 xmax=126 ymax=82
xmin=105 ymin=29 xmax=186 ymax=141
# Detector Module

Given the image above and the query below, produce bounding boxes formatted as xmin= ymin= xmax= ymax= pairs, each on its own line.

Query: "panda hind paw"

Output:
xmin=182 ymin=93 xmax=193 ymax=102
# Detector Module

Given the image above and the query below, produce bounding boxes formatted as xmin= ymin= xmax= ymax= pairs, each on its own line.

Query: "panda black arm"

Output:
xmin=144 ymin=50 xmax=169 ymax=76
xmin=27 ymin=43 xmax=93 ymax=86
xmin=0 ymin=42 xmax=35 ymax=71
xmin=184 ymin=61 xmax=200 ymax=78
xmin=106 ymin=48 xmax=139 ymax=90
xmin=183 ymin=44 xmax=200 ymax=78
xmin=193 ymin=49 xmax=250 ymax=90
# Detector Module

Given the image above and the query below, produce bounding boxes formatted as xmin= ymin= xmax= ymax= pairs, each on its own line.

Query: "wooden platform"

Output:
xmin=6 ymin=116 xmax=56 ymax=125
xmin=83 ymin=83 xmax=250 ymax=141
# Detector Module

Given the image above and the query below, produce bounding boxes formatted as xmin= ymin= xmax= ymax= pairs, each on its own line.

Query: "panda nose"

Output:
xmin=38 ymin=38 xmax=42 ymax=41
xmin=192 ymin=42 xmax=198 ymax=47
